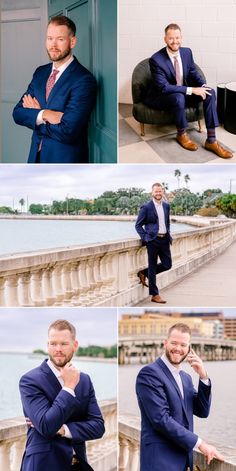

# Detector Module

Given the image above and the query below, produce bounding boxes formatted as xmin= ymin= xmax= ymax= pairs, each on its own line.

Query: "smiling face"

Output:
xmin=164 ymin=27 xmax=182 ymax=53
xmin=164 ymin=328 xmax=190 ymax=366
xmin=46 ymin=23 xmax=76 ymax=66
xmin=48 ymin=328 xmax=78 ymax=369
xmin=152 ymin=184 xmax=164 ymax=202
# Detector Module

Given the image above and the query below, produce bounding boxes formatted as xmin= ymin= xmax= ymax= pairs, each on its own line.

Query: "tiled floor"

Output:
xmin=119 ymin=103 xmax=236 ymax=164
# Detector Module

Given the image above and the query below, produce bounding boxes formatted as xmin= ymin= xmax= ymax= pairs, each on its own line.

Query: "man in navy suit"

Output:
xmin=136 ymin=323 xmax=224 ymax=471
xmin=13 ymin=16 xmax=96 ymax=164
xmin=19 ymin=319 xmax=105 ymax=471
xmin=145 ymin=23 xmax=232 ymax=159
xmin=135 ymin=182 xmax=172 ymax=303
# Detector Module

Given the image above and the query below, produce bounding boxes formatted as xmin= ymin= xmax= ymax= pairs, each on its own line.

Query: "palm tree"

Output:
xmin=19 ymin=198 xmax=25 ymax=213
xmin=174 ymin=169 xmax=181 ymax=189
xmin=184 ymin=174 xmax=190 ymax=189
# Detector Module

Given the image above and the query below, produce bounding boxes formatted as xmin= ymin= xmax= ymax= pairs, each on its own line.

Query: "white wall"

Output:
xmin=119 ymin=0 xmax=236 ymax=103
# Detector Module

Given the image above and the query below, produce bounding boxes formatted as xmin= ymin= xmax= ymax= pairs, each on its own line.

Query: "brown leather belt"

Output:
xmin=157 ymin=233 xmax=167 ymax=238
xmin=72 ymin=456 xmax=80 ymax=465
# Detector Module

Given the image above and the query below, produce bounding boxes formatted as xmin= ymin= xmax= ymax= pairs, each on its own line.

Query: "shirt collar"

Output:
xmin=166 ymin=47 xmax=180 ymax=60
xmin=161 ymin=353 xmax=182 ymax=375
xmin=152 ymin=197 xmax=163 ymax=206
xmin=52 ymin=54 xmax=74 ymax=74
xmin=47 ymin=359 xmax=61 ymax=378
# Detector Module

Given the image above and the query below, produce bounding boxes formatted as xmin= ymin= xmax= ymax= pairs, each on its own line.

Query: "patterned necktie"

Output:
xmin=46 ymin=69 xmax=59 ymax=101
xmin=174 ymin=56 xmax=181 ymax=86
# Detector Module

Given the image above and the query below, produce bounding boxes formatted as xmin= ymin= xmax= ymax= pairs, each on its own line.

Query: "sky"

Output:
xmin=0 ymin=164 xmax=236 ymax=210
xmin=0 ymin=308 xmax=117 ymax=352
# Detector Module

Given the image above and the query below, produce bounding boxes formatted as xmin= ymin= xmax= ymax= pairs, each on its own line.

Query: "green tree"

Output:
xmin=174 ymin=169 xmax=181 ymax=189
xmin=184 ymin=174 xmax=190 ymax=189
xmin=29 ymin=203 xmax=44 ymax=214
xmin=215 ymin=194 xmax=236 ymax=218
xmin=19 ymin=198 xmax=25 ymax=213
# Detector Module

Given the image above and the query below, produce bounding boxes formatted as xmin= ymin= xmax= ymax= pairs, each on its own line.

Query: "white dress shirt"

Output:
xmin=152 ymin=198 xmax=167 ymax=235
xmin=36 ymin=55 xmax=75 ymax=125
xmin=47 ymin=359 xmax=75 ymax=439
xmin=161 ymin=354 xmax=204 ymax=450
xmin=166 ymin=47 xmax=193 ymax=95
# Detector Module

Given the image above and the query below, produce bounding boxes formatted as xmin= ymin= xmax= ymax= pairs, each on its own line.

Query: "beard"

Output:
xmin=165 ymin=348 xmax=188 ymax=365
xmin=49 ymin=350 xmax=74 ymax=368
xmin=47 ymin=46 xmax=71 ymax=63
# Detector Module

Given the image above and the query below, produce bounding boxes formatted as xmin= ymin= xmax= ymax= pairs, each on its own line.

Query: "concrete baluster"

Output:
xmin=77 ymin=259 xmax=90 ymax=305
xmin=0 ymin=441 xmax=11 ymax=471
xmin=41 ymin=268 xmax=55 ymax=305
xmin=61 ymin=264 xmax=73 ymax=300
xmin=51 ymin=265 xmax=64 ymax=304
xmin=4 ymin=275 xmax=19 ymax=306
xmin=30 ymin=270 xmax=44 ymax=306
xmin=18 ymin=273 xmax=33 ymax=306
xmin=127 ymin=441 xmax=139 ymax=471
xmin=119 ymin=436 xmax=130 ymax=471
xmin=11 ymin=437 xmax=25 ymax=471
xmin=0 ymin=278 xmax=6 ymax=306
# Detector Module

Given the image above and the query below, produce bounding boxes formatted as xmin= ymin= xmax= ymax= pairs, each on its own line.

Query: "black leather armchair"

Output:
xmin=132 ymin=58 xmax=206 ymax=136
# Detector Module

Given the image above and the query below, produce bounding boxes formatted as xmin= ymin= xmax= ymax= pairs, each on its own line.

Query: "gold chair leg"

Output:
xmin=198 ymin=119 xmax=203 ymax=133
xmin=140 ymin=123 xmax=145 ymax=136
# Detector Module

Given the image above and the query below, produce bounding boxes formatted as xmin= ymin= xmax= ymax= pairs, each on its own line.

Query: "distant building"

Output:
xmin=119 ymin=311 xmax=225 ymax=339
xmin=223 ymin=317 xmax=236 ymax=339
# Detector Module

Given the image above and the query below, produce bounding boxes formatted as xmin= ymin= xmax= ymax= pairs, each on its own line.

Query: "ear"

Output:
xmin=70 ymin=36 xmax=77 ymax=49
xmin=74 ymin=340 xmax=79 ymax=352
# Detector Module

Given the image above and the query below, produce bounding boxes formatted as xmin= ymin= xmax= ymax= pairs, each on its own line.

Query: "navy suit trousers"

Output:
xmin=143 ymin=236 xmax=172 ymax=295
xmin=145 ymin=88 xmax=219 ymax=130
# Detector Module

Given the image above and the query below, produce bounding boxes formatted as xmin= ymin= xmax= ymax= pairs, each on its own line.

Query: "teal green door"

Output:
xmin=48 ymin=0 xmax=117 ymax=163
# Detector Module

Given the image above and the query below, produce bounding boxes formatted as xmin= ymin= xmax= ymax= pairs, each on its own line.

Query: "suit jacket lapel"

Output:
xmin=36 ymin=65 xmax=52 ymax=108
xmin=162 ymin=48 xmax=176 ymax=81
xmin=179 ymin=48 xmax=187 ymax=83
xmin=46 ymin=58 xmax=79 ymax=105
xmin=40 ymin=359 xmax=62 ymax=396
xmin=157 ymin=358 xmax=190 ymax=424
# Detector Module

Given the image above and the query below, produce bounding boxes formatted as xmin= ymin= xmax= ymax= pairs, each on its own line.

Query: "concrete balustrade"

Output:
xmin=119 ymin=415 xmax=236 ymax=471
xmin=0 ymin=220 xmax=235 ymax=307
xmin=0 ymin=399 xmax=117 ymax=471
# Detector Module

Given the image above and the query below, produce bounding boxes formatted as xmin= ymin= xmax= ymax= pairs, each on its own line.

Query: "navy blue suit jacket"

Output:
xmin=145 ymin=47 xmax=204 ymax=106
xmin=13 ymin=57 xmax=96 ymax=163
xmin=136 ymin=358 xmax=211 ymax=471
xmin=19 ymin=359 xmax=105 ymax=471
xmin=135 ymin=200 xmax=172 ymax=244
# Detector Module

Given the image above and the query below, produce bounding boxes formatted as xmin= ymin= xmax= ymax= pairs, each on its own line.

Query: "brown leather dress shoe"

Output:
xmin=176 ymin=132 xmax=198 ymax=151
xmin=137 ymin=270 xmax=148 ymax=287
xmin=151 ymin=295 xmax=166 ymax=304
xmin=205 ymin=140 xmax=233 ymax=159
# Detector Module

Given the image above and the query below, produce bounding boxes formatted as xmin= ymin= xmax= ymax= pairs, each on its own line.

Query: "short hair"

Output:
xmin=167 ymin=323 xmax=191 ymax=338
xmin=152 ymin=182 xmax=163 ymax=190
xmin=48 ymin=15 xmax=76 ymax=36
xmin=48 ymin=319 xmax=76 ymax=340
xmin=165 ymin=23 xmax=181 ymax=35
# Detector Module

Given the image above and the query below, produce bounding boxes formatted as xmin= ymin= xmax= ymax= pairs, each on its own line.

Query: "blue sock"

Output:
xmin=177 ymin=128 xmax=186 ymax=136
xmin=207 ymin=129 xmax=216 ymax=143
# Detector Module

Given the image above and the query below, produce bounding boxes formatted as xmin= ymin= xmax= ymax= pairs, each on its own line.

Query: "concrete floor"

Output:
xmin=136 ymin=241 xmax=236 ymax=307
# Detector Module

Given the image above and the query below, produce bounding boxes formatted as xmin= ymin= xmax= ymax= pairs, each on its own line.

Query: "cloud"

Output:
xmin=0 ymin=164 xmax=235 ymax=208
xmin=0 ymin=307 xmax=117 ymax=352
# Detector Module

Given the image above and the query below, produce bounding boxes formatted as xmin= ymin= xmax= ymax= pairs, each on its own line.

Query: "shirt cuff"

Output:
xmin=62 ymin=386 xmax=76 ymax=397
xmin=193 ymin=437 xmax=202 ymax=450
xmin=200 ymin=377 xmax=210 ymax=385
xmin=63 ymin=424 xmax=72 ymax=439
xmin=36 ymin=109 xmax=45 ymax=125
xmin=186 ymin=87 xmax=192 ymax=95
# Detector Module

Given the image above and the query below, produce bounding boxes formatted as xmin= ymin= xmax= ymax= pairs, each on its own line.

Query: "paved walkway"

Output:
xmin=136 ymin=241 xmax=236 ymax=307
